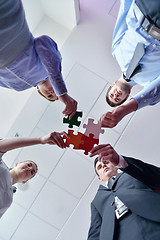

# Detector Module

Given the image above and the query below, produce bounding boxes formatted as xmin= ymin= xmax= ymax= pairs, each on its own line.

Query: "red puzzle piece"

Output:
xmin=63 ymin=130 xmax=84 ymax=149
xmin=79 ymin=134 xmax=99 ymax=155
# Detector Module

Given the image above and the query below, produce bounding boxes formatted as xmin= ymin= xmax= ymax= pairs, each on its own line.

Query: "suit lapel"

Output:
xmin=112 ymin=172 xmax=123 ymax=188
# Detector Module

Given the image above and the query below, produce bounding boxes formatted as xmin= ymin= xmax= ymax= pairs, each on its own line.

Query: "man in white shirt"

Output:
xmin=99 ymin=0 xmax=160 ymax=128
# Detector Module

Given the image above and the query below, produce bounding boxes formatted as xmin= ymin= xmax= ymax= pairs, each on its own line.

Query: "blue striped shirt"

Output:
xmin=0 ymin=0 xmax=67 ymax=96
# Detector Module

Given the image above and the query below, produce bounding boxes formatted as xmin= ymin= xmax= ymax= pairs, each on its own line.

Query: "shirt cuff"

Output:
xmin=116 ymin=155 xmax=128 ymax=168
xmin=49 ymin=73 xmax=67 ymax=96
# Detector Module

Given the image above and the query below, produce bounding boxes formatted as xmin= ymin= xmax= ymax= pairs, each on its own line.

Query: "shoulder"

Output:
xmin=35 ymin=35 xmax=57 ymax=48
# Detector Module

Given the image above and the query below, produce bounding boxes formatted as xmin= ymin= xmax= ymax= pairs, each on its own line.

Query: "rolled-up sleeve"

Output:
xmin=35 ymin=35 xmax=67 ymax=96
xmin=133 ymin=77 xmax=160 ymax=109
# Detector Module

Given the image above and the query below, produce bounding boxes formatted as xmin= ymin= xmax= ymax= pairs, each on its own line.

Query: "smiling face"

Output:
xmin=37 ymin=78 xmax=58 ymax=102
xmin=95 ymin=160 xmax=117 ymax=182
xmin=108 ymin=82 xmax=130 ymax=105
xmin=14 ymin=161 xmax=37 ymax=183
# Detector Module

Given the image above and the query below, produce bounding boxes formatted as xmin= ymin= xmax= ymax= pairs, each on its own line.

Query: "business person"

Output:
xmin=88 ymin=144 xmax=160 ymax=240
xmin=0 ymin=0 xmax=77 ymax=119
xmin=99 ymin=0 xmax=160 ymax=128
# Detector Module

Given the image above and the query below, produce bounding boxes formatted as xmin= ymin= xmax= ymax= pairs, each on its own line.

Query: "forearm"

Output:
xmin=113 ymin=98 xmax=138 ymax=123
xmin=121 ymin=156 xmax=160 ymax=188
xmin=98 ymin=99 xmax=138 ymax=128
xmin=0 ymin=137 xmax=42 ymax=152
xmin=120 ymin=98 xmax=138 ymax=115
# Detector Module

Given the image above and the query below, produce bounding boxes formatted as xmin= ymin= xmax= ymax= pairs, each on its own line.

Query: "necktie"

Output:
xmin=108 ymin=177 xmax=115 ymax=189
xmin=125 ymin=42 xmax=145 ymax=80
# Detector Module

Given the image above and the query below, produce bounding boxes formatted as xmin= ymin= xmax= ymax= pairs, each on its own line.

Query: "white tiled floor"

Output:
xmin=1 ymin=0 xmax=160 ymax=240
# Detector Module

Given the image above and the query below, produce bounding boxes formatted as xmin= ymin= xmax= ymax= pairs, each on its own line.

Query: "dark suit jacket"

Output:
xmin=87 ymin=156 xmax=160 ymax=240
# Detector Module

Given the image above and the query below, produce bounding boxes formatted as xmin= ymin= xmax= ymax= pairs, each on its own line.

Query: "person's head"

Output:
xmin=94 ymin=157 xmax=118 ymax=182
xmin=37 ymin=78 xmax=59 ymax=102
xmin=10 ymin=160 xmax=38 ymax=184
xmin=106 ymin=80 xmax=131 ymax=107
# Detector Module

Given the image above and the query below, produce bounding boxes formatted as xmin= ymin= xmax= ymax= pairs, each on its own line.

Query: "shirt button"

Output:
xmin=153 ymin=44 xmax=156 ymax=48
xmin=141 ymin=95 xmax=144 ymax=98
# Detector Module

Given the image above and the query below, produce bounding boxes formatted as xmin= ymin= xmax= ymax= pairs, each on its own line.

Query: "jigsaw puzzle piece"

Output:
xmin=83 ymin=118 xmax=104 ymax=139
xmin=63 ymin=111 xmax=83 ymax=128
xmin=79 ymin=134 xmax=99 ymax=155
xmin=63 ymin=130 xmax=84 ymax=149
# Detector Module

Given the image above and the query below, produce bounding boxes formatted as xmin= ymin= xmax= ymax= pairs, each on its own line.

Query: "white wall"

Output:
xmin=33 ymin=16 xmax=71 ymax=48
xmin=40 ymin=0 xmax=79 ymax=30
xmin=22 ymin=0 xmax=44 ymax=32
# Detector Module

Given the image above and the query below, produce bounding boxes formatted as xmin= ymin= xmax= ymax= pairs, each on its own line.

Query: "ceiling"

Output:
xmin=1 ymin=0 xmax=160 ymax=240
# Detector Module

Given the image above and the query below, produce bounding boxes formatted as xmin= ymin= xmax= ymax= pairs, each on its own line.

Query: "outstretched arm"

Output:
xmin=99 ymin=98 xmax=138 ymax=128
xmin=122 ymin=156 xmax=160 ymax=190
xmin=90 ymin=144 xmax=160 ymax=190
xmin=35 ymin=35 xmax=78 ymax=118
xmin=0 ymin=131 xmax=68 ymax=153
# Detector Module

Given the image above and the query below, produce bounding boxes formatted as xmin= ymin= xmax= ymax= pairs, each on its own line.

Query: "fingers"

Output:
xmin=98 ymin=146 xmax=114 ymax=162
xmin=49 ymin=132 xmax=66 ymax=149
xmin=90 ymin=144 xmax=113 ymax=158
xmin=90 ymin=144 xmax=119 ymax=166
xmin=62 ymin=101 xmax=77 ymax=119
xmin=98 ymin=112 xmax=117 ymax=128
xmin=61 ymin=95 xmax=78 ymax=118
xmin=90 ymin=144 xmax=109 ymax=156
xmin=62 ymin=106 xmax=70 ymax=116
xmin=59 ymin=131 xmax=70 ymax=139
xmin=69 ymin=109 xmax=77 ymax=119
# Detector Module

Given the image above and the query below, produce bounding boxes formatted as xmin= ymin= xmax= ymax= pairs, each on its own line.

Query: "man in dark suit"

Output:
xmin=87 ymin=144 xmax=160 ymax=240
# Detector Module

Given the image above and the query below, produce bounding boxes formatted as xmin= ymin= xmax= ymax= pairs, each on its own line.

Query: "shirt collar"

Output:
xmin=105 ymin=175 xmax=116 ymax=188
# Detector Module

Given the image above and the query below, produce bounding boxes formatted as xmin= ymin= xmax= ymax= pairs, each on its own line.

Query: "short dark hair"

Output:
xmin=106 ymin=86 xmax=128 ymax=107
xmin=94 ymin=157 xmax=99 ymax=176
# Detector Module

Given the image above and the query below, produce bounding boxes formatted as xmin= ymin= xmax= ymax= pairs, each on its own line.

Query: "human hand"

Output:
xmin=40 ymin=131 xmax=69 ymax=149
xmin=99 ymin=99 xmax=138 ymax=128
xmin=98 ymin=105 xmax=127 ymax=128
xmin=58 ymin=93 xmax=78 ymax=119
xmin=90 ymin=144 xmax=119 ymax=166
